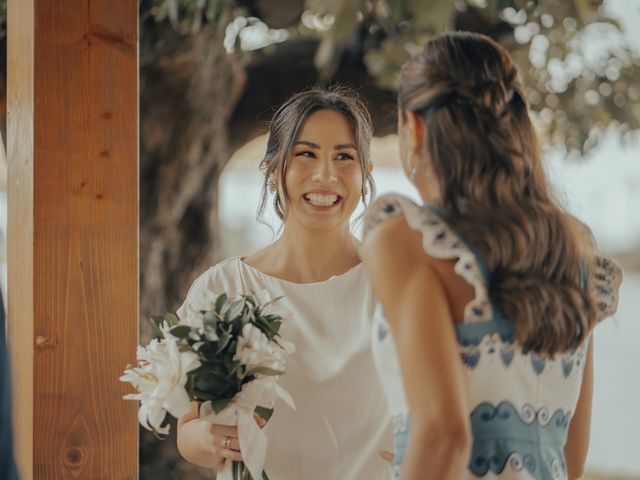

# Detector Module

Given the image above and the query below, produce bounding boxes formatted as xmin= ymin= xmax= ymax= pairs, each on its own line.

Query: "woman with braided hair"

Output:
xmin=361 ymin=32 xmax=622 ymax=480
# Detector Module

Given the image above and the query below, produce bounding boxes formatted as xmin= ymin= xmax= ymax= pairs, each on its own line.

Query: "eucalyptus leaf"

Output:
xmin=215 ymin=293 xmax=228 ymax=313
xmin=203 ymin=308 xmax=219 ymax=326
xmin=148 ymin=315 xmax=165 ymax=337
xmin=201 ymin=324 xmax=218 ymax=341
xmin=163 ymin=313 xmax=180 ymax=327
xmin=170 ymin=325 xmax=192 ymax=339
xmin=226 ymin=299 xmax=246 ymax=321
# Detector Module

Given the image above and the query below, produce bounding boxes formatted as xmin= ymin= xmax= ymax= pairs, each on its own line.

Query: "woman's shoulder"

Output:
xmin=362 ymin=193 xmax=454 ymax=248
xmin=178 ymin=257 xmax=244 ymax=307
xmin=363 ymin=193 xmax=423 ymax=238
xmin=191 ymin=257 xmax=242 ymax=283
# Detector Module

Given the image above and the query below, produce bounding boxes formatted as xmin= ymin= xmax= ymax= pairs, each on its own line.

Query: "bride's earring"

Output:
xmin=268 ymin=176 xmax=277 ymax=194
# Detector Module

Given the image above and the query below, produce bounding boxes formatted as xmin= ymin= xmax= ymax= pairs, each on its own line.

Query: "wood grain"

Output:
xmin=8 ymin=1 xmax=138 ymax=478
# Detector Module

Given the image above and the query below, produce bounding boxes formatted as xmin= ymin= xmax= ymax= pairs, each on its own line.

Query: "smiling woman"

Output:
xmin=257 ymin=87 xmax=375 ymax=228
xmin=281 ymin=108 xmax=370 ymax=231
xmin=175 ymin=87 xmax=393 ymax=479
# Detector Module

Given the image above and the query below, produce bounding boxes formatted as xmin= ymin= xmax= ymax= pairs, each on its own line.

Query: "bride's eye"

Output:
xmin=295 ymin=150 xmax=316 ymax=158
xmin=336 ymin=152 xmax=354 ymax=161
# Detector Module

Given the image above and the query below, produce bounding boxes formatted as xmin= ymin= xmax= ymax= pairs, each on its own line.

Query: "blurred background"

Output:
xmin=0 ymin=0 xmax=638 ymax=478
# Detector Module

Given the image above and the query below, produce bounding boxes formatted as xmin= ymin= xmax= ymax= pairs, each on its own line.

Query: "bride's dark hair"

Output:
xmin=399 ymin=31 xmax=596 ymax=355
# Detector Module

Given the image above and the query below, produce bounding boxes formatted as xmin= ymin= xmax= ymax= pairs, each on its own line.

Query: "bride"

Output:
xmin=176 ymin=87 xmax=393 ymax=479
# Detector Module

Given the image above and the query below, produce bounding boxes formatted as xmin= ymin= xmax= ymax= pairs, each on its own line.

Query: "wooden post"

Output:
xmin=7 ymin=1 xmax=138 ymax=478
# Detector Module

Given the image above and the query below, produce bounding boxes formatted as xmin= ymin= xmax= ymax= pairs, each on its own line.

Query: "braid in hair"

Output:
xmin=398 ymin=32 xmax=597 ymax=355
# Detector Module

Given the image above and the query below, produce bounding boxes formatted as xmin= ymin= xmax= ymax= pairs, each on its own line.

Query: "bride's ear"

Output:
xmin=405 ymin=111 xmax=426 ymax=155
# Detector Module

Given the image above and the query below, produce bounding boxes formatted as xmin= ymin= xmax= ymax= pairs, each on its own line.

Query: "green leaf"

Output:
xmin=225 ymin=361 xmax=241 ymax=380
xmin=169 ymin=325 xmax=192 ymax=339
xmin=226 ymin=299 xmax=246 ymax=321
xmin=600 ymin=15 xmax=622 ymax=29
xmin=215 ymin=293 xmax=228 ymax=313
xmin=179 ymin=343 xmax=196 ymax=353
xmin=191 ymin=381 xmax=230 ymax=399
xmin=245 ymin=366 xmax=285 ymax=377
xmin=203 ymin=308 xmax=220 ymax=326
xmin=242 ymin=293 xmax=257 ymax=307
xmin=211 ymin=397 xmax=233 ymax=414
xmin=163 ymin=313 xmax=180 ymax=327
xmin=148 ymin=315 xmax=165 ymax=337
xmin=254 ymin=406 xmax=274 ymax=423
xmin=215 ymin=331 xmax=233 ymax=354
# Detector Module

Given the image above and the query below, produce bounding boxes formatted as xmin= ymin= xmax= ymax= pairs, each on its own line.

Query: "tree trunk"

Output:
xmin=139 ymin=29 xmax=246 ymax=479
xmin=140 ymin=34 xmax=246 ymax=331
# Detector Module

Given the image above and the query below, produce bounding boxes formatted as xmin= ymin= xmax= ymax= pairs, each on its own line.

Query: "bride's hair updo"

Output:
xmin=399 ymin=31 xmax=596 ymax=355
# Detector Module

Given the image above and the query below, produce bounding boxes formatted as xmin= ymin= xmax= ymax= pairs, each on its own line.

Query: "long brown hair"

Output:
xmin=398 ymin=32 xmax=596 ymax=355
xmin=257 ymin=86 xmax=375 ymax=223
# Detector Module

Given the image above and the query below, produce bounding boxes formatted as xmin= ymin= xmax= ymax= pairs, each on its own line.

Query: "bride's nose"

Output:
xmin=311 ymin=158 xmax=337 ymax=184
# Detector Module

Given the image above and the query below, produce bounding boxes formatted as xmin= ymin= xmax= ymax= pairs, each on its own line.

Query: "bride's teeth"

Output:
xmin=305 ymin=193 xmax=338 ymax=206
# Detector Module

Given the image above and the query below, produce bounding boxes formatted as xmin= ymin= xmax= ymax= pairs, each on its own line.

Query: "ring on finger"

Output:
xmin=223 ymin=436 xmax=231 ymax=449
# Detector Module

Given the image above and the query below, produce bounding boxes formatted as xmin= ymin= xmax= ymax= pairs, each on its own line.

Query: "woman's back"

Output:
xmin=366 ymin=194 xmax=622 ymax=480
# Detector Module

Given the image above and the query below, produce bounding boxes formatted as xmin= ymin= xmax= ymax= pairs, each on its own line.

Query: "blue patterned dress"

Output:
xmin=363 ymin=194 xmax=622 ymax=480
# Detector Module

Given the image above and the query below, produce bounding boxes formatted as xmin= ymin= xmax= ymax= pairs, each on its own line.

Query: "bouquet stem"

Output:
xmin=231 ymin=461 xmax=270 ymax=480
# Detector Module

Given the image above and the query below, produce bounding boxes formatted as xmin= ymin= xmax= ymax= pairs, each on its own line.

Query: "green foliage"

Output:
xmin=138 ymin=0 xmax=639 ymax=154
xmin=143 ymin=0 xmax=233 ymax=35
xmin=152 ymin=292 xmax=287 ymax=406
xmin=1 ymin=1 xmax=635 ymax=154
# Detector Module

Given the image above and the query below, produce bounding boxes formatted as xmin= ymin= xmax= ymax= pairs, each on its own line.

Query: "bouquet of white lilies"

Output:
xmin=120 ymin=291 xmax=295 ymax=480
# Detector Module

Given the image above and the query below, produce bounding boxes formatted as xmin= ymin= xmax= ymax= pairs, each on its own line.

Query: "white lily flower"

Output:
xmin=234 ymin=324 xmax=291 ymax=371
xmin=159 ymin=320 xmax=177 ymax=339
xmin=120 ymin=338 xmax=201 ymax=434
xmin=179 ymin=303 xmax=206 ymax=330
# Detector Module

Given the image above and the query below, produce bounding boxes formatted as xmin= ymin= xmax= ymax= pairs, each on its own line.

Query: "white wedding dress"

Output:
xmin=178 ymin=257 xmax=393 ymax=480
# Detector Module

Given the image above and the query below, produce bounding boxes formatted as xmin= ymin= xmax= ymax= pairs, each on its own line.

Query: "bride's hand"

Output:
xmin=200 ymin=415 xmax=266 ymax=466
xmin=201 ymin=424 xmax=243 ymax=465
